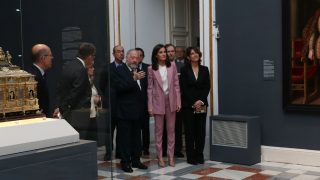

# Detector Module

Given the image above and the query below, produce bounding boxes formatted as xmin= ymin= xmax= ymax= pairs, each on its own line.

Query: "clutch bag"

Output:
xmin=193 ymin=105 xmax=207 ymax=114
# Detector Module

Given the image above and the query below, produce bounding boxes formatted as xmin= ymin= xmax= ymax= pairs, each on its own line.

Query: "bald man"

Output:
xmin=27 ymin=44 xmax=53 ymax=116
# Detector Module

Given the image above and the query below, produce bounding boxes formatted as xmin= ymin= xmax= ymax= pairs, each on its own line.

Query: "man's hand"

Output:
xmin=133 ymin=70 xmax=146 ymax=80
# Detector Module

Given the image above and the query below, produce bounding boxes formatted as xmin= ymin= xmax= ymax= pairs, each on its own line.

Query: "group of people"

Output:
xmin=27 ymin=42 xmax=210 ymax=173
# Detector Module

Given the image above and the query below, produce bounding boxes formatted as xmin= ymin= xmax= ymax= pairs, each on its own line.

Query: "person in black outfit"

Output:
xmin=180 ymin=47 xmax=210 ymax=165
xmin=135 ymin=47 xmax=150 ymax=156
xmin=112 ymin=49 xmax=147 ymax=173
xmin=174 ymin=46 xmax=186 ymax=158
xmin=27 ymin=44 xmax=53 ymax=117
xmin=54 ymin=43 xmax=95 ymax=132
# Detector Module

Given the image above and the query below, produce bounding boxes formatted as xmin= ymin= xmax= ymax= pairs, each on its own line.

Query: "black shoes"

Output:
xmin=121 ymin=164 xmax=133 ymax=173
xmin=132 ymin=162 xmax=148 ymax=169
xmin=115 ymin=153 xmax=121 ymax=159
xmin=187 ymin=159 xmax=198 ymax=165
xmin=174 ymin=151 xmax=185 ymax=158
xmin=198 ymin=158 xmax=204 ymax=164
xmin=104 ymin=154 xmax=111 ymax=161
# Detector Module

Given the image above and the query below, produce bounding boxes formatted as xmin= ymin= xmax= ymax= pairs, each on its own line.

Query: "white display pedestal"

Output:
xmin=0 ymin=118 xmax=79 ymax=156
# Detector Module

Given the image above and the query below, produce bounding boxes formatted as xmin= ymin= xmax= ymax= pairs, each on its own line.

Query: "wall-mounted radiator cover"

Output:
xmin=210 ymin=115 xmax=260 ymax=165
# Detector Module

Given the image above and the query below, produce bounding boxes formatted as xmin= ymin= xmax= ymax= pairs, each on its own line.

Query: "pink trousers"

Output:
xmin=154 ymin=95 xmax=176 ymax=159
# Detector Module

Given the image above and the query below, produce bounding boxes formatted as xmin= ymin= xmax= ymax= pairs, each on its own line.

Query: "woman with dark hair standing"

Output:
xmin=147 ymin=44 xmax=181 ymax=167
xmin=180 ymin=47 xmax=210 ymax=165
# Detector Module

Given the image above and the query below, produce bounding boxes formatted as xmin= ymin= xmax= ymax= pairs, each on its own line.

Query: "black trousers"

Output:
xmin=118 ymin=118 xmax=142 ymax=165
xmin=141 ymin=113 xmax=150 ymax=152
xmin=183 ymin=108 xmax=207 ymax=161
xmin=175 ymin=110 xmax=184 ymax=153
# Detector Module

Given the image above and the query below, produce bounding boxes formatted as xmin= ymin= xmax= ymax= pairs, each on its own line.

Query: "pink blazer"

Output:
xmin=147 ymin=62 xmax=181 ymax=115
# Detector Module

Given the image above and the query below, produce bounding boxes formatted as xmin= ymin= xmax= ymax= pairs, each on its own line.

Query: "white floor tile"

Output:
xmin=291 ymin=174 xmax=319 ymax=180
xmin=260 ymin=170 xmax=282 ymax=176
xmin=210 ymin=163 xmax=233 ymax=169
xmin=152 ymin=175 xmax=177 ymax=180
xmin=180 ymin=174 xmax=203 ymax=179
xmin=283 ymin=164 xmax=320 ymax=172
xmin=207 ymin=169 xmax=255 ymax=180
xmin=257 ymin=161 xmax=287 ymax=167
xmin=286 ymin=169 xmax=307 ymax=174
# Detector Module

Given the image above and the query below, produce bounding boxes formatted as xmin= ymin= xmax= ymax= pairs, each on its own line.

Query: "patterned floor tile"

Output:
xmin=227 ymin=165 xmax=262 ymax=173
xmin=244 ymin=173 xmax=271 ymax=180
xmin=192 ymin=167 xmax=222 ymax=175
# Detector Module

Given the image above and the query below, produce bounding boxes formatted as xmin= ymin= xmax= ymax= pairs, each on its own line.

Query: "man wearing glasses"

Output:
xmin=27 ymin=44 xmax=53 ymax=117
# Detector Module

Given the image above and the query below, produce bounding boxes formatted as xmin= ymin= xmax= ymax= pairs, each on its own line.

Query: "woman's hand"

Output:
xmin=177 ymin=105 xmax=181 ymax=112
xmin=193 ymin=100 xmax=203 ymax=109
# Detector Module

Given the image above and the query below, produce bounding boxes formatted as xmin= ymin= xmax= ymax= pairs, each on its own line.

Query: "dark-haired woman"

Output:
xmin=180 ymin=47 xmax=210 ymax=165
xmin=147 ymin=44 xmax=181 ymax=167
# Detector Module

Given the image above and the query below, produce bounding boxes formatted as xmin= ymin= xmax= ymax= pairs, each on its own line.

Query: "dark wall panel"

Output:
xmin=21 ymin=0 xmax=109 ymax=116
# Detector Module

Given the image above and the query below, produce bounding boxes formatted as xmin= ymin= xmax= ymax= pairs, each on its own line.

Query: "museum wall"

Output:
xmin=1 ymin=0 xmax=109 ymax=116
xmin=217 ymin=0 xmax=320 ymax=150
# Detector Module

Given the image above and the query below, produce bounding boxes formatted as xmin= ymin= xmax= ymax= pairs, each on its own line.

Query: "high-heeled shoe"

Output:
xmin=158 ymin=159 xmax=165 ymax=167
xmin=168 ymin=158 xmax=175 ymax=167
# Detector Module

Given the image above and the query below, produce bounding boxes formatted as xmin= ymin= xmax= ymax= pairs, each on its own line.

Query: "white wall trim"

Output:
xmin=262 ymin=145 xmax=320 ymax=167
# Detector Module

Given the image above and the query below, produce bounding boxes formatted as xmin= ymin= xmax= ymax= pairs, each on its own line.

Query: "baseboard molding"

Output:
xmin=262 ymin=145 xmax=320 ymax=166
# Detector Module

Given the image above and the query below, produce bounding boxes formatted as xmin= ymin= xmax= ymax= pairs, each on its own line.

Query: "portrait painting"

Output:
xmin=283 ymin=0 xmax=320 ymax=110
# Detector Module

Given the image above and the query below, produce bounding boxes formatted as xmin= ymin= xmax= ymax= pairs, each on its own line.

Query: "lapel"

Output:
xmin=154 ymin=69 xmax=163 ymax=89
xmin=187 ymin=66 xmax=197 ymax=82
xmin=167 ymin=65 xmax=173 ymax=87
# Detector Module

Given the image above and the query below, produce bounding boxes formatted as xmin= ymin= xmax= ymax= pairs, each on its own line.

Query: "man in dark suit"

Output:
xmin=54 ymin=42 xmax=95 ymax=131
xmin=112 ymin=49 xmax=147 ymax=173
xmin=100 ymin=45 xmax=124 ymax=161
xmin=174 ymin=46 xmax=186 ymax=158
xmin=27 ymin=44 xmax=53 ymax=117
xmin=135 ymin=47 xmax=150 ymax=156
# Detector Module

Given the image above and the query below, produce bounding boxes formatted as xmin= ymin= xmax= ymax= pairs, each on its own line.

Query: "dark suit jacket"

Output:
xmin=180 ymin=65 xmax=210 ymax=108
xmin=27 ymin=64 xmax=49 ymax=116
xmin=139 ymin=62 xmax=149 ymax=110
xmin=56 ymin=59 xmax=91 ymax=117
xmin=109 ymin=61 xmax=121 ymax=117
xmin=112 ymin=64 xmax=143 ymax=121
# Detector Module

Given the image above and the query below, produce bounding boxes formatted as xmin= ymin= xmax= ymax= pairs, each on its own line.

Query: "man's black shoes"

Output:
xmin=132 ymin=162 xmax=148 ymax=169
xmin=121 ymin=164 xmax=133 ymax=173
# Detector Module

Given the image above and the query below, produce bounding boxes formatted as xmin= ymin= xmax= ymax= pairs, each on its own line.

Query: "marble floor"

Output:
xmin=96 ymin=149 xmax=320 ymax=180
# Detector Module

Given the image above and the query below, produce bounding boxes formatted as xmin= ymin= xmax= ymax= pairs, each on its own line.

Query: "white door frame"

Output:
xmin=200 ymin=0 xmax=219 ymax=115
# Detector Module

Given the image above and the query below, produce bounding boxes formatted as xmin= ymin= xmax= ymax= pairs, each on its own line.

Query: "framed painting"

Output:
xmin=283 ymin=0 xmax=320 ymax=111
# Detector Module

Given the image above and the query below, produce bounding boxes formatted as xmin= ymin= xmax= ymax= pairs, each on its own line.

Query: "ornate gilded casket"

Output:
xmin=0 ymin=47 xmax=39 ymax=118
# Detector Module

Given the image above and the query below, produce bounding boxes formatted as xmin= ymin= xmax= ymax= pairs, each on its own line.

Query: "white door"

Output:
xmin=166 ymin=0 xmax=191 ymax=47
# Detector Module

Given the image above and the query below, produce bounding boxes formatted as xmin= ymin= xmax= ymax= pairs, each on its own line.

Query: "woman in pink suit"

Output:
xmin=148 ymin=44 xmax=181 ymax=167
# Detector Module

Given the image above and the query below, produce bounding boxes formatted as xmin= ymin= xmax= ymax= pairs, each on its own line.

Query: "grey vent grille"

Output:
xmin=212 ymin=120 xmax=247 ymax=148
